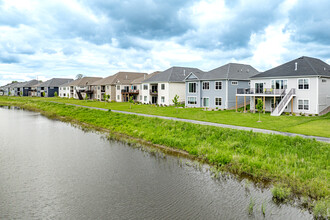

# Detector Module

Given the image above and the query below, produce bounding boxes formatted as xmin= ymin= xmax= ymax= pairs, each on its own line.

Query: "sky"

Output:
xmin=1 ymin=0 xmax=330 ymax=85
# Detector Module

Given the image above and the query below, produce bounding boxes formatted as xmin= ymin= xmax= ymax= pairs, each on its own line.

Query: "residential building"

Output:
xmin=236 ymin=56 xmax=330 ymax=116
xmin=37 ymin=78 xmax=73 ymax=97
xmin=68 ymin=77 xmax=102 ymax=99
xmin=130 ymin=71 xmax=161 ymax=102
xmin=185 ymin=63 xmax=259 ymax=109
xmin=141 ymin=67 xmax=203 ymax=105
xmin=91 ymin=72 xmax=147 ymax=102
xmin=59 ymin=81 xmax=71 ymax=98
xmin=17 ymin=80 xmax=40 ymax=96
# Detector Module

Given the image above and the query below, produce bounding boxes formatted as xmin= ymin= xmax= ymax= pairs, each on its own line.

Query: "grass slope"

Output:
xmin=0 ymin=97 xmax=329 ymax=203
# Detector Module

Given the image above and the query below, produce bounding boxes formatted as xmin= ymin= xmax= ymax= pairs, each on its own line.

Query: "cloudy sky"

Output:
xmin=1 ymin=0 xmax=330 ymax=85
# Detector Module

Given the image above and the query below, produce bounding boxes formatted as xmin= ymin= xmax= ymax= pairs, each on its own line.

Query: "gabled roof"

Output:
xmin=132 ymin=71 xmax=161 ymax=84
xmin=202 ymin=63 xmax=259 ymax=80
xmin=38 ymin=78 xmax=74 ymax=87
xmin=18 ymin=79 xmax=40 ymax=88
xmin=92 ymin=72 xmax=147 ymax=85
xmin=69 ymin=77 xmax=102 ymax=86
xmin=143 ymin=66 xmax=204 ymax=83
xmin=252 ymin=56 xmax=330 ymax=78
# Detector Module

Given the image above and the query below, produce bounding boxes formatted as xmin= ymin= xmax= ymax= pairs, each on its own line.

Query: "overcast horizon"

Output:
xmin=1 ymin=0 xmax=330 ymax=85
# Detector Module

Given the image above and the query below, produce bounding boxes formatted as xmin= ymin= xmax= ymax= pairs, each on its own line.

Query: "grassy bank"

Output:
xmin=0 ymin=97 xmax=329 ymax=204
xmin=28 ymin=96 xmax=330 ymax=138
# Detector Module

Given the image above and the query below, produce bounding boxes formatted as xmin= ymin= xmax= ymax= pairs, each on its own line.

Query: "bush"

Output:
xmin=309 ymin=114 xmax=313 ymax=117
xmin=292 ymin=113 xmax=296 ymax=116
xmin=313 ymin=197 xmax=329 ymax=219
xmin=271 ymin=185 xmax=291 ymax=202
xmin=285 ymin=112 xmax=290 ymax=115
xmin=315 ymin=114 xmax=318 ymax=116
xmin=108 ymin=109 xmax=111 ymax=112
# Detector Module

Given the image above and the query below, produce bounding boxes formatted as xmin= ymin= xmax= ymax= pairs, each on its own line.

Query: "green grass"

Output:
xmin=0 ymin=97 xmax=329 ymax=204
xmin=8 ymin=96 xmax=328 ymax=137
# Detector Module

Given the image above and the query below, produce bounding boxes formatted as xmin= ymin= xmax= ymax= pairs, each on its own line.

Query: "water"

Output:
xmin=0 ymin=107 xmax=312 ymax=219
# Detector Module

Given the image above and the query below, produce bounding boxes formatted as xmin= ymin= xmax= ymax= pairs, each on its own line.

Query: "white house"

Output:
xmin=141 ymin=67 xmax=203 ymax=105
xmin=236 ymin=56 xmax=330 ymax=116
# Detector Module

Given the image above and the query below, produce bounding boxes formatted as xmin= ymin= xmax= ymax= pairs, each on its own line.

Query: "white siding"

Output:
xmin=168 ymin=83 xmax=185 ymax=105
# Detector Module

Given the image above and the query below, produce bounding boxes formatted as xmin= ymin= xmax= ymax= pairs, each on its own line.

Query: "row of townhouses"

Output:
xmin=1 ymin=56 xmax=329 ymax=116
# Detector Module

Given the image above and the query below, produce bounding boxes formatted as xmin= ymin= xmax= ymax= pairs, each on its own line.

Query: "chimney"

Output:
xmin=295 ymin=62 xmax=298 ymax=71
xmin=183 ymin=69 xmax=186 ymax=76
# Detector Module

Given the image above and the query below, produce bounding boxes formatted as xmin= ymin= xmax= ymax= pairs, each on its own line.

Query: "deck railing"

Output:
xmin=236 ymin=88 xmax=286 ymax=95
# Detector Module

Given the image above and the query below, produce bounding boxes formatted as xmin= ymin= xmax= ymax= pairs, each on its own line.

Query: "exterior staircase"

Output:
xmin=76 ymin=90 xmax=83 ymax=100
xmin=319 ymin=105 xmax=330 ymax=116
xmin=271 ymin=88 xmax=296 ymax=116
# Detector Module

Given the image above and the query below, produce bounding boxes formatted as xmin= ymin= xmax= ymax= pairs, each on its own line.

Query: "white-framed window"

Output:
xmin=140 ymin=95 xmax=142 ymax=100
xmin=215 ymin=81 xmax=222 ymax=90
xmin=117 ymin=85 xmax=120 ymax=90
xmin=161 ymin=96 xmax=165 ymax=103
xmin=144 ymin=96 xmax=147 ymax=102
xmin=143 ymin=84 xmax=148 ymax=90
xmin=98 ymin=95 xmax=100 ymax=98
xmin=187 ymin=97 xmax=197 ymax=105
xmin=202 ymin=81 xmax=210 ymax=90
xmin=161 ymin=84 xmax=165 ymax=90
xmin=231 ymin=81 xmax=238 ymax=85
xmin=107 ymin=86 xmax=109 ymax=89
xmin=271 ymin=79 xmax=288 ymax=89
xmin=117 ymin=95 xmax=120 ymax=100
xmin=203 ymin=97 xmax=209 ymax=107
xmin=188 ymin=82 xmax=197 ymax=93
xmin=98 ymin=86 xmax=100 ymax=90
xmin=298 ymin=79 xmax=309 ymax=90
xmin=215 ymin=97 xmax=222 ymax=106
xmin=298 ymin=99 xmax=309 ymax=110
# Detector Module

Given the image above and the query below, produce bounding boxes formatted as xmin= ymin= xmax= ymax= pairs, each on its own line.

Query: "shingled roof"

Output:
xmin=92 ymin=72 xmax=147 ymax=85
xmin=131 ymin=71 xmax=161 ymax=84
xmin=69 ymin=77 xmax=102 ymax=86
xmin=18 ymin=79 xmax=40 ymax=88
xmin=202 ymin=63 xmax=259 ymax=80
xmin=252 ymin=56 xmax=330 ymax=78
xmin=38 ymin=78 xmax=74 ymax=87
xmin=143 ymin=67 xmax=204 ymax=83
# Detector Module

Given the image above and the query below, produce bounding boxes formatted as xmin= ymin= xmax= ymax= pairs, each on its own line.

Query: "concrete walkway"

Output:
xmin=54 ymin=102 xmax=330 ymax=143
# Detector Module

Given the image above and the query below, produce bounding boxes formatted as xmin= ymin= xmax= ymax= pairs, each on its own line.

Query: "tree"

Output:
xmin=129 ymin=96 xmax=134 ymax=109
xmin=107 ymin=94 xmax=110 ymax=101
xmin=84 ymin=93 xmax=88 ymax=101
xmin=20 ymin=91 xmax=23 ymax=96
xmin=11 ymin=81 xmax=18 ymax=83
xmin=54 ymin=91 xmax=58 ymax=97
xmin=256 ymin=98 xmax=264 ymax=122
xmin=76 ymin=74 xmax=84 ymax=80
xmin=172 ymin=94 xmax=179 ymax=107
xmin=42 ymin=91 xmax=46 ymax=97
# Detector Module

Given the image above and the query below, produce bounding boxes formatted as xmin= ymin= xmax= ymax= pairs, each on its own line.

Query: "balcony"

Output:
xmin=149 ymin=89 xmax=158 ymax=95
xmin=236 ymin=88 xmax=286 ymax=96
xmin=121 ymin=89 xmax=139 ymax=94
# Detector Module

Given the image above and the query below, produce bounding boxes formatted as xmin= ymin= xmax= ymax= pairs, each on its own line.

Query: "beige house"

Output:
xmin=91 ymin=72 xmax=147 ymax=102
xmin=64 ymin=77 xmax=102 ymax=99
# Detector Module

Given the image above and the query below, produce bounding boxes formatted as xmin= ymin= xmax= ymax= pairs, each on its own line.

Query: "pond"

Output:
xmin=0 ymin=107 xmax=312 ymax=219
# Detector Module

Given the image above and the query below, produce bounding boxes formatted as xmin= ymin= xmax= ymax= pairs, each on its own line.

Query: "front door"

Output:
xmin=203 ymin=97 xmax=209 ymax=107
xmin=255 ymin=83 xmax=264 ymax=94
xmin=152 ymin=96 xmax=157 ymax=104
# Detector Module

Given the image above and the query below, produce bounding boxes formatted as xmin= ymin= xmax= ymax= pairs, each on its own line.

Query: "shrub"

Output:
xmin=313 ymin=197 xmax=329 ymax=219
xmin=315 ymin=114 xmax=318 ymax=116
xmin=309 ymin=114 xmax=313 ymax=117
xmin=108 ymin=109 xmax=111 ymax=112
xmin=292 ymin=113 xmax=296 ymax=116
xmin=54 ymin=92 xmax=58 ymax=97
xmin=216 ymin=107 xmax=218 ymax=109
xmin=271 ymin=185 xmax=291 ymax=202
xmin=285 ymin=112 xmax=290 ymax=115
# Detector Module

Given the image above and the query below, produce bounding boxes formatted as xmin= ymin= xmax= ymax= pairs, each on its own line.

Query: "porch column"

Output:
xmin=291 ymin=98 xmax=293 ymax=114
xmin=263 ymin=96 xmax=265 ymax=114
xmin=274 ymin=96 xmax=276 ymax=109
xmin=244 ymin=96 xmax=246 ymax=113
xmin=236 ymin=96 xmax=237 ymax=112
xmin=253 ymin=96 xmax=256 ymax=113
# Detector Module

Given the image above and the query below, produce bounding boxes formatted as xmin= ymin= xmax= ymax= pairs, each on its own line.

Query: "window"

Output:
xmin=188 ymin=97 xmax=197 ymax=104
xmin=298 ymin=99 xmax=309 ymax=110
xmin=144 ymin=96 xmax=147 ymax=102
xmin=117 ymin=85 xmax=120 ymax=90
xmin=203 ymin=97 xmax=209 ymax=107
xmin=98 ymin=86 xmax=100 ymax=90
xmin=215 ymin=97 xmax=222 ymax=106
xmin=215 ymin=81 xmax=222 ymax=90
xmin=140 ymin=95 xmax=142 ymax=100
xmin=231 ymin=81 xmax=238 ymax=85
xmin=107 ymin=86 xmax=109 ymax=89
xmin=161 ymin=96 xmax=165 ymax=103
xmin=161 ymin=84 xmax=165 ymax=90
xmin=98 ymin=95 xmax=100 ymax=98
xmin=188 ymin=82 xmax=197 ymax=93
xmin=202 ymin=81 xmax=209 ymax=90
xmin=117 ymin=95 xmax=119 ymax=100
xmin=322 ymin=79 xmax=327 ymax=83
xmin=143 ymin=84 xmax=148 ymax=90
xmin=298 ymin=79 xmax=309 ymax=90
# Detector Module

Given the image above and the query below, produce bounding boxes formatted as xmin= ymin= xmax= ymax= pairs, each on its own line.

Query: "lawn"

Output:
xmin=1 ymin=96 xmax=329 ymax=137
xmin=43 ymin=97 xmax=330 ymax=137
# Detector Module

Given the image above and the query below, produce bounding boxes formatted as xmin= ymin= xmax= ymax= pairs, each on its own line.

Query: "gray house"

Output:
xmin=37 ymin=78 xmax=73 ymax=97
xmin=17 ymin=80 xmax=40 ymax=96
xmin=185 ymin=63 xmax=259 ymax=109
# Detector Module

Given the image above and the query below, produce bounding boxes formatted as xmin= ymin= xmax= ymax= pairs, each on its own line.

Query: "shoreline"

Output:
xmin=0 ymin=100 xmax=329 ymax=218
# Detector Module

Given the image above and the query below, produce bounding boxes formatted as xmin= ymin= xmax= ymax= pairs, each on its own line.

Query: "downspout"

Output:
xmin=226 ymin=80 xmax=229 ymax=109
xmin=316 ymin=76 xmax=319 ymax=114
